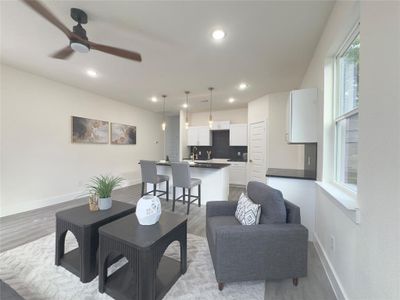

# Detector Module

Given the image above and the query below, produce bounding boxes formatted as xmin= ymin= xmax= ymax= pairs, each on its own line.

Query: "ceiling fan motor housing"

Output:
xmin=70 ymin=9 xmax=90 ymax=53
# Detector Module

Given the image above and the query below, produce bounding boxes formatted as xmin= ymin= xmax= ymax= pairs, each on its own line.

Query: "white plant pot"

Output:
xmin=98 ymin=197 xmax=112 ymax=210
xmin=136 ymin=195 xmax=161 ymax=225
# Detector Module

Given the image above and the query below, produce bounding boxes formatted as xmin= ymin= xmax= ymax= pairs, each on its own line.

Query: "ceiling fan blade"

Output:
xmin=51 ymin=46 xmax=74 ymax=59
xmin=21 ymin=0 xmax=72 ymax=39
xmin=88 ymin=41 xmax=142 ymax=62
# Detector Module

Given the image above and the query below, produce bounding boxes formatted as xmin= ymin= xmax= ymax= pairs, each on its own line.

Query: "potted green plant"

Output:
xmin=87 ymin=175 xmax=124 ymax=210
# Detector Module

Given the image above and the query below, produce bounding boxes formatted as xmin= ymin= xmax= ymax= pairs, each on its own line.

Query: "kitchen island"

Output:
xmin=146 ymin=161 xmax=230 ymax=205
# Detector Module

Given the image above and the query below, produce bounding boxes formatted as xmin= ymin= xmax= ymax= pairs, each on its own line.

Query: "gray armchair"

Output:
xmin=206 ymin=181 xmax=308 ymax=290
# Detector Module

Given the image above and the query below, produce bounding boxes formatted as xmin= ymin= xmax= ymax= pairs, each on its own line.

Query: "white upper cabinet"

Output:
xmin=229 ymin=123 xmax=248 ymax=146
xmin=187 ymin=127 xmax=198 ymax=146
xmin=211 ymin=121 xmax=230 ymax=130
xmin=187 ymin=126 xmax=212 ymax=146
xmin=287 ymin=88 xmax=318 ymax=143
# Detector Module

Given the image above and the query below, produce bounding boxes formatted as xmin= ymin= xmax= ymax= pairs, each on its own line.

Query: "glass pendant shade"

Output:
xmin=185 ymin=91 xmax=190 ymax=129
xmin=161 ymin=95 xmax=167 ymax=131
xmin=208 ymin=87 xmax=214 ymax=129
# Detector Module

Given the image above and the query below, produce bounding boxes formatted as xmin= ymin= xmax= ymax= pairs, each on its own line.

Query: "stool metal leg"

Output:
xmin=198 ymin=184 xmax=201 ymax=207
xmin=172 ymin=187 xmax=176 ymax=211
xmin=141 ymin=182 xmax=145 ymax=197
xmin=166 ymin=181 xmax=169 ymax=201
xmin=187 ymin=188 xmax=191 ymax=215
xmin=183 ymin=188 xmax=186 ymax=204
xmin=153 ymin=184 xmax=157 ymax=196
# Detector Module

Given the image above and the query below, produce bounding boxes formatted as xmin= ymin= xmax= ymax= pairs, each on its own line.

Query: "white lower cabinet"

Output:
xmin=229 ymin=162 xmax=247 ymax=185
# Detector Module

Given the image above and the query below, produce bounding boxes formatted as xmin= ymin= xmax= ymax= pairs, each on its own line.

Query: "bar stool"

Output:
xmin=140 ymin=160 xmax=169 ymax=201
xmin=171 ymin=162 xmax=201 ymax=215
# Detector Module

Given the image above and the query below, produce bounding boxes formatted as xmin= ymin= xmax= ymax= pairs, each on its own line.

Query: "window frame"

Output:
xmin=333 ymin=24 xmax=360 ymax=193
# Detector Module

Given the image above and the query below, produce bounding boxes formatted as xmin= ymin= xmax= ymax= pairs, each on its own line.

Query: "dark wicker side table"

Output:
xmin=55 ymin=201 xmax=135 ymax=283
xmin=98 ymin=212 xmax=187 ymax=300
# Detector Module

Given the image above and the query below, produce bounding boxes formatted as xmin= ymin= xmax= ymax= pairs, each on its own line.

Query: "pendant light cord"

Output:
xmin=208 ymin=87 xmax=214 ymax=125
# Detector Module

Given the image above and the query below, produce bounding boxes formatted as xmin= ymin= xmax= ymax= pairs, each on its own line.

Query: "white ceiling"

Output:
xmin=1 ymin=0 xmax=334 ymax=113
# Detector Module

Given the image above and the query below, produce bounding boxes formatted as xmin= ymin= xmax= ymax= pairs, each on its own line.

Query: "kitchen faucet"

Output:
xmin=191 ymin=146 xmax=198 ymax=161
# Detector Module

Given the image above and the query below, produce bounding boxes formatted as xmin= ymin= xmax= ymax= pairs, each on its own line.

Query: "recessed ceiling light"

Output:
xmin=228 ymin=97 xmax=235 ymax=103
xmin=238 ymin=82 xmax=248 ymax=90
xmin=151 ymin=96 xmax=158 ymax=102
xmin=182 ymin=103 xmax=188 ymax=108
xmin=212 ymin=29 xmax=226 ymax=40
xmin=86 ymin=69 xmax=97 ymax=78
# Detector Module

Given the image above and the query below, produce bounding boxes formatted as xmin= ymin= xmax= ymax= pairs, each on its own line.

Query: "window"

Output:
xmin=334 ymin=28 xmax=360 ymax=192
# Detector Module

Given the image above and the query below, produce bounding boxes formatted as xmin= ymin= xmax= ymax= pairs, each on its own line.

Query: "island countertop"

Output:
xmin=156 ymin=161 xmax=230 ymax=169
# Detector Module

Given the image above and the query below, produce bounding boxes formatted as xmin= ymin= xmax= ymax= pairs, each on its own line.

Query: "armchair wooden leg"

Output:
xmin=153 ymin=184 xmax=157 ymax=196
xmin=292 ymin=278 xmax=299 ymax=287
xmin=141 ymin=182 xmax=145 ymax=196
xmin=218 ymin=282 xmax=224 ymax=291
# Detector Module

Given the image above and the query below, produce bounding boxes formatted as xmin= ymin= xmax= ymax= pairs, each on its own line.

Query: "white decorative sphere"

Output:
xmin=136 ymin=195 xmax=161 ymax=225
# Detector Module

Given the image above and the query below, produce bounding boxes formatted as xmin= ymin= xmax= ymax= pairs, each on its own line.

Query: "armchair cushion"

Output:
xmin=247 ymin=181 xmax=287 ymax=224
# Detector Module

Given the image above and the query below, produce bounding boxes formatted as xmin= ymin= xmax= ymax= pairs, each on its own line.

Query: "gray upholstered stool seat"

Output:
xmin=171 ymin=162 xmax=201 ymax=215
xmin=190 ymin=178 xmax=202 ymax=187
xmin=157 ymin=174 xmax=170 ymax=183
xmin=140 ymin=160 xmax=169 ymax=201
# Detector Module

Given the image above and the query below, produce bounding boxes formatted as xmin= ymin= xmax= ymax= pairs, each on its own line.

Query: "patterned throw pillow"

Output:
xmin=235 ymin=193 xmax=262 ymax=225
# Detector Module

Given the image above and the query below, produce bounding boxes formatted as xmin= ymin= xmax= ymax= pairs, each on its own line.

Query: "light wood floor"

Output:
xmin=0 ymin=184 xmax=336 ymax=300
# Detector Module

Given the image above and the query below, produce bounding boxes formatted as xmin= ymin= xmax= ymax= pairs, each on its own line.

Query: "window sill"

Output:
xmin=316 ymin=181 xmax=360 ymax=224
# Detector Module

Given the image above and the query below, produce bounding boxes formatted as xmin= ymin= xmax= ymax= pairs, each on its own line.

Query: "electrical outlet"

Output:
xmin=330 ymin=235 xmax=336 ymax=253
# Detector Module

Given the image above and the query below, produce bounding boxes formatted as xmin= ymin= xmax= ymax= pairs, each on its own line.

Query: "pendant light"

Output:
xmin=185 ymin=91 xmax=190 ymax=129
xmin=208 ymin=87 xmax=214 ymax=129
xmin=161 ymin=94 xmax=167 ymax=131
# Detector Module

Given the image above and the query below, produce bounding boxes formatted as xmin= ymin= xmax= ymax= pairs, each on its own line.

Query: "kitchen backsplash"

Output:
xmin=190 ymin=130 xmax=247 ymax=160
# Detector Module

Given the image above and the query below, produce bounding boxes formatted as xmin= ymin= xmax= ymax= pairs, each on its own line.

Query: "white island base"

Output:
xmin=146 ymin=164 xmax=229 ymax=205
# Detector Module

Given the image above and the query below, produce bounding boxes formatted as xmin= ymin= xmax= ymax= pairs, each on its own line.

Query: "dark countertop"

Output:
xmin=227 ymin=158 xmax=247 ymax=162
xmin=157 ymin=161 xmax=230 ymax=169
xmin=266 ymin=168 xmax=317 ymax=180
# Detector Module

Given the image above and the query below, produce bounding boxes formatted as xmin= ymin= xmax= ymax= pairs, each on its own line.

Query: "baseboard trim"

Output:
xmin=0 ymin=179 xmax=141 ymax=218
xmin=313 ymin=233 xmax=348 ymax=300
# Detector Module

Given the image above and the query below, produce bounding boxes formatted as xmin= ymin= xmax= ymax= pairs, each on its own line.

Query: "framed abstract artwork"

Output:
xmin=72 ymin=116 xmax=109 ymax=144
xmin=111 ymin=123 xmax=136 ymax=145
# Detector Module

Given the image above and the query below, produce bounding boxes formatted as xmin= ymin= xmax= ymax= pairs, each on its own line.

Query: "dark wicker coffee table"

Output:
xmin=98 ymin=212 xmax=187 ymax=300
xmin=55 ymin=201 xmax=135 ymax=283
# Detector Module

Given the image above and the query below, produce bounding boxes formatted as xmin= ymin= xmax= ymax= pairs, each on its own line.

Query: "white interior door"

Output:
xmin=248 ymin=121 xmax=267 ymax=183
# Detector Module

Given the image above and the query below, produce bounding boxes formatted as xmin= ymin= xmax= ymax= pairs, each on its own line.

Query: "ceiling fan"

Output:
xmin=21 ymin=0 xmax=142 ymax=62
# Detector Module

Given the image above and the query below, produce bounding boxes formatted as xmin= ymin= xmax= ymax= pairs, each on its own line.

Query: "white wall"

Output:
xmin=178 ymin=110 xmax=189 ymax=160
xmin=301 ymin=1 xmax=400 ymax=299
xmin=248 ymin=92 xmax=304 ymax=171
xmin=0 ymin=65 xmax=164 ymax=216
xmin=165 ymin=115 xmax=179 ymax=161
xmin=188 ymin=107 xmax=247 ymax=126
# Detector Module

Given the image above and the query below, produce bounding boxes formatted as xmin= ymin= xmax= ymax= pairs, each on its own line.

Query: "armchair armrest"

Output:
xmin=214 ymin=224 xmax=308 ymax=282
xmin=206 ymin=201 xmax=238 ymax=218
